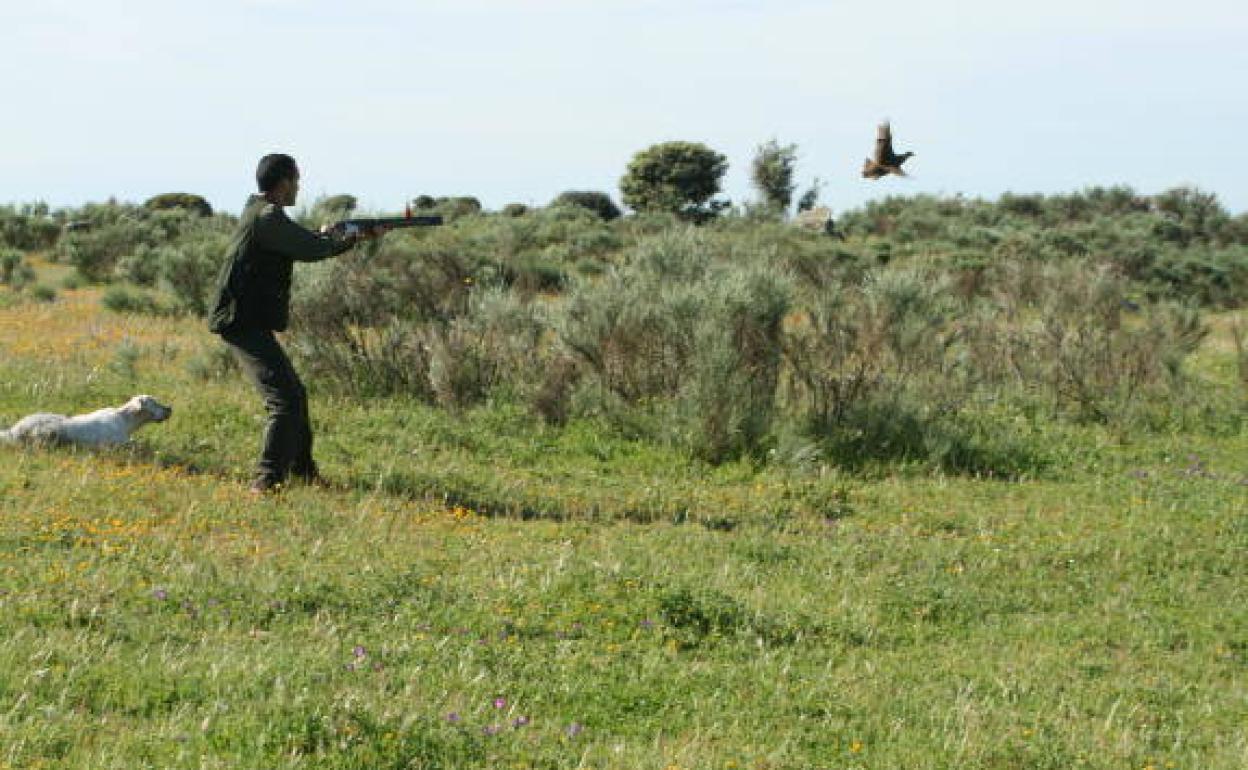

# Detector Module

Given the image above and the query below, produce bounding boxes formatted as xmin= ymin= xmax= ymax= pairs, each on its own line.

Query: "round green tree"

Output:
xmin=750 ymin=139 xmax=797 ymax=214
xmin=550 ymin=190 xmax=622 ymax=221
xmin=619 ymin=142 xmax=729 ymax=222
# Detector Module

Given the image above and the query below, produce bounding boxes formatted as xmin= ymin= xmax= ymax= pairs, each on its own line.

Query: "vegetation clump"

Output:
xmin=143 ymin=192 xmax=214 ymax=217
xmin=550 ymin=190 xmax=622 ymax=221
xmin=619 ymin=141 xmax=730 ymax=222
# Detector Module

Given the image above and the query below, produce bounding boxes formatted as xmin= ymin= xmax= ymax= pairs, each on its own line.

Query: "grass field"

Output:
xmin=1 ymin=262 xmax=1246 ymax=769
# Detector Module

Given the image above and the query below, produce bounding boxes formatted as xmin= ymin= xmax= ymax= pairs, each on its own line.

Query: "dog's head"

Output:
xmin=124 ymin=395 xmax=172 ymax=424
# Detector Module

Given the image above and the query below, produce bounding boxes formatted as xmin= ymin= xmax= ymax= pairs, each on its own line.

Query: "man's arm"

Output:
xmin=256 ymin=206 xmax=358 ymax=262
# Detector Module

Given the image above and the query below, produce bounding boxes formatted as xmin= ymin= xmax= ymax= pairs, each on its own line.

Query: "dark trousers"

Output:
xmin=220 ymin=328 xmax=318 ymax=485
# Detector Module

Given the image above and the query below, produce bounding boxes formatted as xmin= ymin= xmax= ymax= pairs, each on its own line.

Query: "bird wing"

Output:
xmin=873 ymin=122 xmax=896 ymax=165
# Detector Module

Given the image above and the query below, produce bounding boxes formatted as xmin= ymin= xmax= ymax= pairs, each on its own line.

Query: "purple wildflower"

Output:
xmin=352 ymin=645 xmax=367 ymax=659
xmin=483 ymin=724 xmax=501 ymax=736
xmin=152 ymin=588 xmax=168 ymax=601
xmin=446 ymin=712 xmax=461 ymax=723
xmin=566 ymin=722 xmax=584 ymax=738
xmin=512 ymin=716 xmax=530 ymax=728
xmin=493 ymin=697 xmax=507 ymax=709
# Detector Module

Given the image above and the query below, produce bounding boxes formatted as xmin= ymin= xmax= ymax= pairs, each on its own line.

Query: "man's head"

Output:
xmin=256 ymin=153 xmax=300 ymax=206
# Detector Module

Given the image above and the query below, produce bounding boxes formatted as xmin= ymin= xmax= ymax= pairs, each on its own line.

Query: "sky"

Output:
xmin=2 ymin=0 xmax=1246 ymax=216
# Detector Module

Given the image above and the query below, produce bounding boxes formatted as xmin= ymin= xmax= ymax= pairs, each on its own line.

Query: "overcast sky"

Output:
xmin=3 ymin=0 xmax=1245 ymax=215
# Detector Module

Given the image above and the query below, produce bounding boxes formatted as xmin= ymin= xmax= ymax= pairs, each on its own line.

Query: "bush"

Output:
xmin=559 ymin=230 xmax=711 ymax=403
xmin=144 ymin=193 xmax=213 ymax=217
xmin=619 ymin=141 xmax=729 ymax=222
xmin=1152 ymin=185 xmax=1230 ymax=242
xmin=1 ymin=248 xmax=34 ymax=289
xmin=160 ymin=232 xmax=230 ymax=316
xmin=56 ymin=206 xmax=207 ymax=282
xmin=550 ymin=191 xmax=622 ymax=221
xmin=288 ymin=228 xmax=543 ymax=398
xmin=101 ymin=285 xmax=175 ymax=316
xmin=781 ymin=265 xmax=959 ymax=430
xmin=186 ymin=341 xmax=238 ymax=381
xmin=559 ymin=229 xmax=791 ymax=461
xmin=113 ymin=244 xmax=165 ymax=286
xmin=58 ymin=222 xmax=141 ymax=281
xmin=431 ymin=197 xmax=483 ymax=222
xmin=1139 ymin=245 xmax=1248 ymax=307
xmin=685 ymin=266 xmax=792 ymax=462
xmin=299 ymin=194 xmax=357 ymax=228
xmin=750 ymin=139 xmax=798 ymax=214
xmin=0 ymin=203 xmax=60 ymax=250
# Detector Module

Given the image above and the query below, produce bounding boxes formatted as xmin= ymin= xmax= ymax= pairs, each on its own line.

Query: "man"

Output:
xmin=209 ymin=153 xmax=378 ymax=493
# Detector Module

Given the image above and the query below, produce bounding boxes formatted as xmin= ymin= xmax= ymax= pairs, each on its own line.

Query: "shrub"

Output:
xmin=0 ymin=203 xmax=60 ymax=250
xmin=750 ymin=139 xmax=798 ymax=214
xmin=619 ymin=141 xmax=729 ymax=222
xmin=559 ymin=229 xmax=712 ymax=403
xmin=101 ymin=285 xmax=174 ymax=316
xmin=288 ymin=228 xmax=536 ymax=398
xmin=1140 ymin=245 xmax=1248 ymax=307
xmin=781 ymin=265 xmax=959 ymax=430
xmin=143 ymin=192 xmax=213 ymax=217
xmin=300 ymin=194 xmax=357 ymax=228
xmin=430 ymin=287 xmax=548 ymax=409
xmin=958 ymin=262 xmax=1208 ymax=423
xmin=686 ymin=266 xmax=792 ymax=462
xmin=1152 ymin=185 xmax=1230 ymax=242
xmin=531 ymin=355 xmax=581 ymax=426
xmin=160 ymin=232 xmax=230 ymax=316
xmin=506 ymin=256 xmax=567 ymax=294
xmin=55 ymin=207 xmax=202 ymax=282
xmin=433 ymin=196 xmax=483 ymax=222
xmin=1 ymin=248 xmax=34 ymax=289
xmin=186 ymin=341 xmax=238 ymax=381
xmin=550 ymin=191 xmax=622 ymax=221
xmin=58 ymin=221 xmax=142 ymax=281
xmin=114 ymin=244 xmax=165 ymax=286
xmin=501 ymin=203 xmax=529 ymax=217
xmin=558 ymin=229 xmax=792 ymax=461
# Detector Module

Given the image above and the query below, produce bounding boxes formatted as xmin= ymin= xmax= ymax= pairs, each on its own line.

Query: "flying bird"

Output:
xmin=861 ymin=121 xmax=913 ymax=179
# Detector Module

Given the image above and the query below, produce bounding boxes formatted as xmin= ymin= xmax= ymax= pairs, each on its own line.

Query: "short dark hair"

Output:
xmin=256 ymin=154 xmax=298 ymax=192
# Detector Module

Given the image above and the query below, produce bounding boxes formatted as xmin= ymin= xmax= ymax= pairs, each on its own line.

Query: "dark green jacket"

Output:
xmin=208 ymin=195 xmax=353 ymax=334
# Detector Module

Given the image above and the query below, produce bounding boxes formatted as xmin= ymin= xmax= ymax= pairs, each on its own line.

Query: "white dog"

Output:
xmin=0 ymin=395 xmax=172 ymax=447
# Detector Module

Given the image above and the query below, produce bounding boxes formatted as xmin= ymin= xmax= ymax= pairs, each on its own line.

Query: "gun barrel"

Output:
xmin=337 ymin=215 xmax=443 ymax=230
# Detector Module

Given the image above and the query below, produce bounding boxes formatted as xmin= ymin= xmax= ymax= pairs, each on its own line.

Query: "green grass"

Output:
xmin=0 ymin=278 xmax=1245 ymax=769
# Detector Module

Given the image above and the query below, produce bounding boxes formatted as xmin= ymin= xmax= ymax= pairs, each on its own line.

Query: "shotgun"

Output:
xmin=329 ymin=213 xmax=443 ymax=237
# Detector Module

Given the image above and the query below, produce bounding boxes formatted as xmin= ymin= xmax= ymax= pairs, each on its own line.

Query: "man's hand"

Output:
xmin=321 ymin=222 xmax=388 ymax=241
xmin=320 ymin=222 xmax=359 ymax=247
